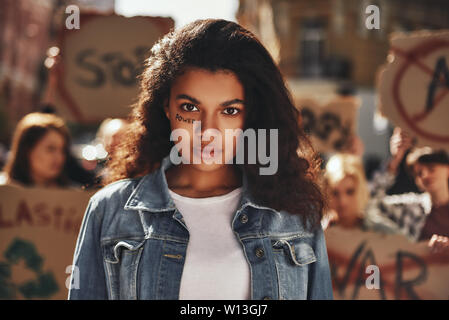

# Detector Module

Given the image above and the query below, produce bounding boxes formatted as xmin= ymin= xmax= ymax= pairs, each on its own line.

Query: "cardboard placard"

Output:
xmin=287 ymin=80 xmax=360 ymax=153
xmin=378 ymin=30 xmax=449 ymax=152
xmin=0 ymin=185 xmax=94 ymax=300
xmin=295 ymin=97 xmax=360 ymax=153
xmin=47 ymin=13 xmax=174 ymax=123
xmin=325 ymin=226 xmax=449 ymax=300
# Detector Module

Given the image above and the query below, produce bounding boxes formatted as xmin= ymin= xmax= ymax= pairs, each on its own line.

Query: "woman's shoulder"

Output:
xmin=80 ymin=176 xmax=146 ymax=226
xmin=89 ymin=176 xmax=143 ymax=204
xmin=273 ymin=206 xmax=322 ymax=239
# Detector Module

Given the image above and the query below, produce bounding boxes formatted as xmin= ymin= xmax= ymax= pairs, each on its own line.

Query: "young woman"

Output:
xmin=408 ymin=149 xmax=449 ymax=242
xmin=68 ymin=19 xmax=333 ymax=300
xmin=323 ymin=153 xmax=369 ymax=229
xmin=1 ymin=112 xmax=72 ymax=188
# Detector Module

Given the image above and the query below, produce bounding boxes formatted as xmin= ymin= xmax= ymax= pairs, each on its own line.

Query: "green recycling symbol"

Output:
xmin=0 ymin=238 xmax=58 ymax=299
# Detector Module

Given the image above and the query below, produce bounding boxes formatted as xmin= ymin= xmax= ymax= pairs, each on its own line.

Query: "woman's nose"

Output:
xmin=420 ymin=168 xmax=430 ymax=178
xmin=338 ymin=195 xmax=350 ymax=207
xmin=198 ymin=114 xmax=219 ymax=136
xmin=199 ymin=113 xmax=217 ymax=130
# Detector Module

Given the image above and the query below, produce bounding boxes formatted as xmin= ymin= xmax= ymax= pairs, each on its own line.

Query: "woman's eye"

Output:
xmin=223 ymin=107 xmax=240 ymax=115
xmin=181 ymin=103 xmax=198 ymax=112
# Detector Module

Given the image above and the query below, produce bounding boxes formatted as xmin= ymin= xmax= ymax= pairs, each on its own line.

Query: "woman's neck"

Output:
xmin=430 ymin=186 xmax=449 ymax=207
xmin=165 ymin=164 xmax=242 ymax=198
xmin=339 ymin=215 xmax=363 ymax=229
xmin=31 ymin=173 xmax=57 ymax=188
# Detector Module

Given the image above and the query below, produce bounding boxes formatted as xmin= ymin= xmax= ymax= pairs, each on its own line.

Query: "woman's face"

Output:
xmin=164 ymin=68 xmax=246 ymax=172
xmin=413 ymin=162 xmax=449 ymax=194
xmin=329 ymin=175 xmax=360 ymax=223
xmin=28 ymin=129 xmax=66 ymax=184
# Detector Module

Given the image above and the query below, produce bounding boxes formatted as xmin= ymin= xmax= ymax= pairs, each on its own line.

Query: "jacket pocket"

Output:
xmin=102 ymin=239 xmax=146 ymax=299
xmin=272 ymin=239 xmax=317 ymax=266
xmin=271 ymin=237 xmax=316 ymax=299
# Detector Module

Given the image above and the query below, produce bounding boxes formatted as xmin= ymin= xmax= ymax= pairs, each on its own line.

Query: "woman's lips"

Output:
xmin=422 ymin=179 xmax=434 ymax=187
xmin=193 ymin=147 xmax=222 ymax=158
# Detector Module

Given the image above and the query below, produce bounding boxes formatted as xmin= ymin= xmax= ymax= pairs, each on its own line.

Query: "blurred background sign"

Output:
xmin=378 ymin=30 xmax=449 ymax=152
xmin=0 ymin=185 xmax=94 ymax=300
xmin=44 ymin=13 xmax=173 ymax=123
xmin=326 ymin=226 xmax=449 ymax=300
xmin=288 ymin=79 xmax=360 ymax=153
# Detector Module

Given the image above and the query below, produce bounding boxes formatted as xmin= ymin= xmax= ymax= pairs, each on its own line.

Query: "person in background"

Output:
xmin=96 ymin=118 xmax=130 ymax=156
xmin=321 ymin=133 xmax=368 ymax=228
xmin=0 ymin=112 xmax=74 ymax=188
xmin=384 ymin=127 xmax=420 ymax=195
xmin=323 ymin=153 xmax=369 ymax=230
xmin=93 ymin=118 xmax=130 ymax=185
xmin=366 ymin=145 xmax=449 ymax=252
xmin=322 ymin=136 xmax=405 ymax=235
xmin=37 ymin=104 xmax=97 ymax=189
xmin=407 ymin=148 xmax=449 ymax=245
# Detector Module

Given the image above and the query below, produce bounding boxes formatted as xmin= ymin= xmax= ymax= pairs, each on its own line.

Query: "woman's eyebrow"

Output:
xmin=176 ymin=94 xmax=200 ymax=104
xmin=221 ymin=99 xmax=245 ymax=107
xmin=176 ymin=94 xmax=245 ymax=107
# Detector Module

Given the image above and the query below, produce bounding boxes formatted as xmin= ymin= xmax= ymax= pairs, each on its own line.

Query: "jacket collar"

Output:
xmin=124 ymin=155 xmax=279 ymax=214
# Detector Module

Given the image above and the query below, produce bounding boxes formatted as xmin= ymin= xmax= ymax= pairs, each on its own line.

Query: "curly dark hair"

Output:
xmin=104 ymin=19 xmax=326 ymax=229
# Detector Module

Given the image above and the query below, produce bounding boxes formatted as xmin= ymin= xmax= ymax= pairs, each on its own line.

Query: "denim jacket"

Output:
xmin=68 ymin=156 xmax=333 ymax=300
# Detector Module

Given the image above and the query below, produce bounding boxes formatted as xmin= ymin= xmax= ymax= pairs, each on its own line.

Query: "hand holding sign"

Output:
xmin=387 ymin=127 xmax=416 ymax=174
xmin=428 ymin=234 xmax=449 ymax=253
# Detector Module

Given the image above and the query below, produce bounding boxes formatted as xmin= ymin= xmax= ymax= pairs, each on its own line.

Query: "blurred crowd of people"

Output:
xmin=0 ymin=110 xmax=129 ymax=190
xmin=0 ymin=109 xmax=448 ymax=252
xmin=322 ymin=128 xmax=449 ymax=252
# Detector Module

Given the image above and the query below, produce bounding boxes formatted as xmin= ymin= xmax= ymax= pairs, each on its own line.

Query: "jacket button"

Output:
xmin=240 ymin=214 xmax=248 ymax=224
xmin=255 ymin=247 xmax=265 ymax=258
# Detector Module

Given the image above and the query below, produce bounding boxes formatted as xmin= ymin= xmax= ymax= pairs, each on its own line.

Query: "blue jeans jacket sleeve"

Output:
xmin=68 ymin=197 xmax=108 ymax=299
xmin=308 ymin=225 xmax=334 ymax=299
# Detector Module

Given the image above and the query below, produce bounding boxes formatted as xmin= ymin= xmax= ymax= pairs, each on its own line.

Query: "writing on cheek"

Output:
xmin=175 ymin=113 xmax=195 ymax=124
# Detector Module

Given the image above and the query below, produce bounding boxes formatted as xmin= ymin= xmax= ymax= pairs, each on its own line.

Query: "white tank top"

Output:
xmin=168 ymin=187 xmax=251 ymax=300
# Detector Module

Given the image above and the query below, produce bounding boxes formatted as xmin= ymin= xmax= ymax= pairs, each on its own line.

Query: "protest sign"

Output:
xmin=287 ymin=80 xmax=360 ymax=153
xmin=325 ymin=226 xmax=449 ymax=300
xmin=378 ymin=30 xmax=449 ymax=152
xmin=45 ymin=13 xmax=174 ymax=123
xmin=0 ymin=185 xmax=94 ymax=299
